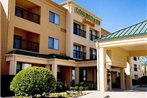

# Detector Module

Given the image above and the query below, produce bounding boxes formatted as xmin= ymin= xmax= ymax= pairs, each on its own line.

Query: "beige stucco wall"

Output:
xmin=1 ymin=0 xmax=67 ymax=75
xmin=62 ymin=2 xmax=102 ymax=59
xmin=101 ymin=28 xmax=111 ymax=36
xmin=130 ymin=57 xmax=143 ymax=79
xmin=108 ymin=47 xmax=129 ymax=68
xmin=6 ymin=0 xmax=67 ymax=55
xmin=1 ymin=0 xmax=9 ymax=75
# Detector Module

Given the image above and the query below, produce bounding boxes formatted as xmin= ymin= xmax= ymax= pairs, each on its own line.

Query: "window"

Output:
xmin=48 ymin=37 xmax=59 ymax=50
xmin=134 ymin=75 xmax=138 ymax=80
xmin=133 ymin=57 xmax=137 ymax=61
xmin=16 ymin=62 xmax=32 ymax=73
xmin=49 ymin=11 xmax=60 ymax=25
xmin=73 ymin=44 xmax=86 ymax=59
xmin=73 ymin=23 xmax=86 ymax=37
xmin=79 ymin=68 xmax=87 ymax=82
xmin=14 ymin=35 xmax=22 ymax=49
xmin=72 ymin=68 xmax=75 ymax=80
xmin=15 ymin=7 xmax=23 ymax=17
xmin=90 ymin=48 xmax=97 ymax=59
xmin=57 ymin=67 xmax=62 ymax=81
xmin=16 ymin=62 xmax=22 ymax=73
xmin=134 ymin=64 xmax=138 ymax=71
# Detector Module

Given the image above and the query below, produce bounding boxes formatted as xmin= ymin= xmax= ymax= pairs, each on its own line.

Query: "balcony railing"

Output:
xmin=73 ymin=50 xmax=86 ymax=59
xmin=14 ymin=39 xmax=39 ymax=52
xmin=90 ymin=54 xmax=97 ymax=60
xmin=74 ymin=27 xmax=86 ymax=37
xmin=15 ymin=6 xmax=40 ymax=24
xmin=90 ymin=34 xmax=99 ymax=41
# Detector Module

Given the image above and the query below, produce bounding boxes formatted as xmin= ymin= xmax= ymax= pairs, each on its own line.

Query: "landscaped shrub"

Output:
xmin=10 ymin=67 xmax=56 ymax=97
xmin=69 ymin=81 xmax=96 ymax=91
xmin=138 ymin=76 xmax=147 ymax=85
xmin=132 ymin=79 xmax=138 ymax=85
xmin=55 ymin=82 xmax=69 ymax=92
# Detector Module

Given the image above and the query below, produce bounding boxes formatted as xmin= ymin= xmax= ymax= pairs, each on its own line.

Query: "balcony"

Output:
xmin=73 ymin=50 xmax=86 ymax=59
xmin=90 ymin=33 xmax=99 ymax=41
xmin=90 ymin=54 xmax=97 ymax=60
xmin=14 ymin=37 xmax=39 ymax=52
xmin=15 ymin=6 xmax=40 ymax=24
xmin=74 ymin=27 xmax=86 ymax=37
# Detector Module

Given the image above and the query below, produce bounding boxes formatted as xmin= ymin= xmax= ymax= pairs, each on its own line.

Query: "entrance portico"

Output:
xmin=95 ymin=20 xmax=147 ymax=92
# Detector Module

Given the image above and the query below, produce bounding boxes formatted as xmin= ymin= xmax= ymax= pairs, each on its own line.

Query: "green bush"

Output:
xmin=55 ymin=82 xmax=69 ymax=92
xmin=10 ymin=67 xmax=56 ymax=97
xmin=138 ymin=76 xmax=147 ymax=85
xmin=69 ymin=82 xmax=96 ymax=91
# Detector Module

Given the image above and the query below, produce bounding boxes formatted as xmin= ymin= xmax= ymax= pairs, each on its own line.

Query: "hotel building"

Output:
xmin=1 ymin=0 xmax=109 ymax=87
xmin=130 ymin=57 xmax=143 ymax=80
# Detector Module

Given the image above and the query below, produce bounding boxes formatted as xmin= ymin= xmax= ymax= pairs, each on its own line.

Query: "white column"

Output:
xmin=97 ymin=44 xmax=107 ymax=91
xmin=75 ymin=67 xmax=79 ymax=84
xmin=52 ymin=63 xmax=57 ymax=81
xmin=96 ymin=43 xmax=100 ymax=90
xmin=120 ymin=68 xmax=125 ymax=90
xmin=125 ymin=61 xmax=132 ymax=89
xmin=99 ymin=48 xmax=107 ymax=91
xmin=9 ymin=56 xmax=17 ymax=75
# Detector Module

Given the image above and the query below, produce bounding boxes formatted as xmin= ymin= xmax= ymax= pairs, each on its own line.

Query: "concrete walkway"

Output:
xmin=79 ymin=91 xmax=147 ymax=98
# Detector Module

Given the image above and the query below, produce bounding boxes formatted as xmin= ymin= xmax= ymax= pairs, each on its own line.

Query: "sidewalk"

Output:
xmin=79 ymin=91 xmax=147 ymax=98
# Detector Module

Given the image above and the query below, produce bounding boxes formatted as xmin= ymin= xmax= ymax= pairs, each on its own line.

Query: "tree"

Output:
xmin=140 ymin=56 xmax=147 ymax=76
xmin=10 ymin=67 xmax=56 ymax=97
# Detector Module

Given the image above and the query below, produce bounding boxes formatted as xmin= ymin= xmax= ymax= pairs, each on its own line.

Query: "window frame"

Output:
xmin=134 ymin=64 xmax=138 ymax=71
xmin=14 ymin=35 xmax=22 ymax=49
xmin=49 ymin=11 xmax=60 ymax=25
xmin=48 ymin=37 xmax=59 ymax=50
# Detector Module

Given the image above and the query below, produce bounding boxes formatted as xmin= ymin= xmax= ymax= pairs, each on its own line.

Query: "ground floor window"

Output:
xmin=134 ymin=75 xmax=138 ymax=80
xmin=57 ymin=67 xmax=62 ymax=81
xmin=16 ymin=62 xmax=32 ymax=73
xmin=79 ymin=68 xmax=87 ymax=82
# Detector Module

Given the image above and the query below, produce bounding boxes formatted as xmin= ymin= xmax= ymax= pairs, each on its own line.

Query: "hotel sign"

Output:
xmin=74 ymin=7 xmax=101 ymax=25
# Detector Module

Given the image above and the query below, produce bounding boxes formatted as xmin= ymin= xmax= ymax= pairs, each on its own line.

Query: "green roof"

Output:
xmin=96 ymin=20 xmax=147 ymax=41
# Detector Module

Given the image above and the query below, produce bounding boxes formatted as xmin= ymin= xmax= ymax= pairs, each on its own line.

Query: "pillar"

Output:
xmin=52 ymin=63 xmax=57 ymax=81
xmin=97 ymin=47 xmax=107 ymax=92
xmin=85 ymin=25 xmax=89 ymax=39
xmin=75 ymin=67 xmax=79 ymax=84
xmin=108 ymin=66 xmax=112 ymax=91
xmin=9 ymin=56 xmax=17 ymax=75
xmin=125 ymin=61 xmax=132 ymax=89
xmin=120 ymin=68 xmax=125 ymax=90
xmin=86 ymin=46 xmax=90 ymax=59
xmin=66 ymin=4 xmax=73 ymax=57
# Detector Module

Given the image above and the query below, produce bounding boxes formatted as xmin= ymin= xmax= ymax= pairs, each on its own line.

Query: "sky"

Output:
xmin=53 ymin=0 xmax=147 ymax=33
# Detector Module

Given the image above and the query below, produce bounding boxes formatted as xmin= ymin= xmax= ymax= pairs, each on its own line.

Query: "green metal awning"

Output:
xmin=96 ymin=20 xmax=147 ymax=41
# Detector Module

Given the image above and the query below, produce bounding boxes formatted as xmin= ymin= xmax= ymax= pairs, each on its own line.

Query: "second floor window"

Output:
xmin=48 ymin=37 xmax=59 ymax=50
xmin=14 ymin=35 xmax=22 ymax=49
xmin=49 ymin=11 xmax=60 ymax=25
xmin=73 ymin=44 xmax=86 ymax=59
xmin=90 ymin=49 xmax=97 ymax=60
